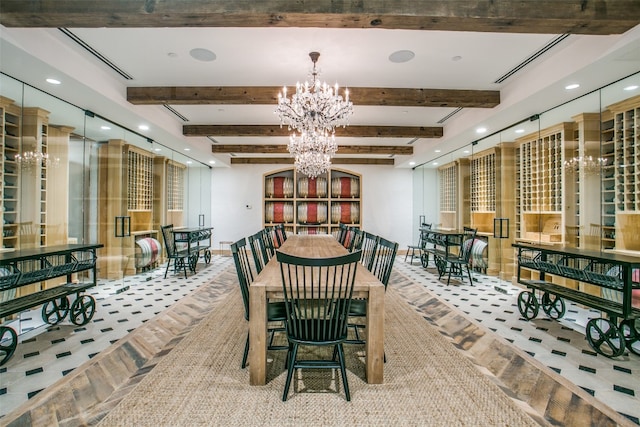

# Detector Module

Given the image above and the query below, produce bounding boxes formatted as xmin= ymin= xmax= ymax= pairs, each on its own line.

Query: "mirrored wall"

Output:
xmin=0 ymin=73 xmax=212 ymax=291
xmin=414 ymin=72 xmax=640 ymax=280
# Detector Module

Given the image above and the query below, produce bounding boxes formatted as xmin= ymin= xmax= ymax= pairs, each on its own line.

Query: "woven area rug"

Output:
xmin=97 ymin=284 xmax=540 ymax=426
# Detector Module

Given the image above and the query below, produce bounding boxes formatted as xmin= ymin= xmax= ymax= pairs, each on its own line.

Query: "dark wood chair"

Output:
xmin=359 ymin=231 xmax=378 ymax=271
xmin=405 ymin=223 xmax=431 ymax=264
xmin=347 ymin=236 xmax=398 ymax=353
xmin=248 ymin=230 xmax=270 ymax=274
xmin=276 ymin=249 xmax=362 ymax=401
xmin=273 ymin=223 xmax=287 ymax=248
xmin=160 ymin=224 xmax=189 ymax=279
xmin=442 ymin=227 xmax=478 ymax=286
xmin=231 ymin=238 xmax=287 ymax=369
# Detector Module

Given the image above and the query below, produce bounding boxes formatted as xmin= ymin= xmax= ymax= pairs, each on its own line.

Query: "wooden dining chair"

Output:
xmin=248 ymin=230 xmax=270 ymax=274
xmin=347 ymin=236 xmax=398 ymax=354
xmin=231 ymin=238 xmax=287 ymax=369
xmin=359 ymin=231 xmax=379 ymax=271
xmin=160 ymin=224 xmax=189 ymax=279
xmin=441 ymin=227 xmax=478 ymax=286
xmin=276 ymin=249 xmax=362 ymax=401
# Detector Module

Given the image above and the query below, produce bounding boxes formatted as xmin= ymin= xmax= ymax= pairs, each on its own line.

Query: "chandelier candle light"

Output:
xmin=275 ymin=52 xmax=353 ymax=178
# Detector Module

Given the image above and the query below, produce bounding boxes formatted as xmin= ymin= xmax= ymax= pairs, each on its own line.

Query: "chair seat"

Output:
xmin=348 ymin=299 xmax=367 ymax=317
xmin=267 ymin=301 xmax=287 ymax=322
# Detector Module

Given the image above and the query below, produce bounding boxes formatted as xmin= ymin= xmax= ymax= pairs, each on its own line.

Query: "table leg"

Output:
xmin=365 ymin=285 xmax=385 ymax=384
xmin=249 ymin=285 xmax=268 ymax=385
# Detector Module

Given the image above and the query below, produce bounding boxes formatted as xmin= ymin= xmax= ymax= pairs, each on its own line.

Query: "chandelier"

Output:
xmin=564 ymin=156 xmax=608 ymax=175
xmin=275 ymin=52 xmax=353 ymax=178
xmin=15 ymin=151 xmax=58 ymax=170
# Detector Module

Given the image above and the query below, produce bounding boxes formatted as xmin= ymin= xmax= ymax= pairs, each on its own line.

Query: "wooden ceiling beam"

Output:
xmin=186 ymin=125 xmax=442 ymax=139
xmin=1 ymin=1 xmax=638 ymax=35
xmin=230 ymin=157 xmax=394 ymax=165
xmin=129 ymin=86 xmax=499 ymax=108
xmin=213 ymin=144 xmax=412 ymax=155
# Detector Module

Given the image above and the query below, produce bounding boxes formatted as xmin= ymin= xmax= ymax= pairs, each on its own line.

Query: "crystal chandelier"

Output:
xmin=15 ymin=151 xmax=57 ymax=170
xmin=276 ymin=52 xmax=353 ymax=178
xmin=564 ymin=156 xmax=608 ymax=175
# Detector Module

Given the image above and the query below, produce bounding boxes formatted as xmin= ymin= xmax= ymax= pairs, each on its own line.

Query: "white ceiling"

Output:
xmin=1 ymin=24 xmax=639 ymax=168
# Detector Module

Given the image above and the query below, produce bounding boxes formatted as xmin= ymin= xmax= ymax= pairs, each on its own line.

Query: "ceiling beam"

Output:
xmin=1 ymin=1 xmax=638 ymax=34
xmin=129 ymin=86 xmax=499 ymax=108
xmin=186 ymin=125 xmax=442 ymax=139
xmin=213 ymin=144 xmax=413 ymax=155
xmin=230 ymin=157 xmax=395 ymax=165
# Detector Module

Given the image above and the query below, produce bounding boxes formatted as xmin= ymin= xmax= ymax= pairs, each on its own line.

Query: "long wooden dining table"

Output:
xmin=248 ymin=234 xmax=385 ymax=385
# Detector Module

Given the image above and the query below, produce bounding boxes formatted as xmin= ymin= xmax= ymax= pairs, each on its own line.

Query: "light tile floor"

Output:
xmin=1 ymin=255 xmax=638 ymax=425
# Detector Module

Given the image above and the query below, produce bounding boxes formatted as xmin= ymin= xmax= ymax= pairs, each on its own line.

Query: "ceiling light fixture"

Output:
xmin=624 ymin=85 xmax=638 ymax=91
xmin=565 ymin=83 xmax=580 ymax=90
xmin=276 ymin=52 xmax=353 ymax=178
xmin=564 ymin=156 xmax=608 ymax=175
xmin=15 ymin=151 xmax=59 ymax=170
xmin=46 ymin=78 xmax=61 ymax=85
xmin=138 ymin=125 xmax=149 ymax=131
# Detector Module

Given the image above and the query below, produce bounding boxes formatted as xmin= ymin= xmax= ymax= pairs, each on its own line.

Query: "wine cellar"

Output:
xmin=263 ymin=167 xmax=361 ymax=236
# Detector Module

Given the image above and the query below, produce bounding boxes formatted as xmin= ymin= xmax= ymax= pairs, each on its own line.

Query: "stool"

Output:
xmin=219 ymin=241 xmax=233 ymax=256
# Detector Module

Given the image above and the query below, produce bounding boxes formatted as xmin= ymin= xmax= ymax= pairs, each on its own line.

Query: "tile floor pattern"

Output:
xmin=394 ymin=260 xmax=640 ymax=425
xmin=0 ymin=255 xmax=638 ymax=425
xmin=0 ymin=257 xmax=235 ymax=418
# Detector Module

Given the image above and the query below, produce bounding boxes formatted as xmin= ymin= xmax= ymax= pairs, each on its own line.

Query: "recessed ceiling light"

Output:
xmin=46 ymin=78 xmax=61 ymax=85
xmin=451 ymin=56 xmax=462 ymax=62
xmin=388 ymin=50 xmax=415 ymax=63
xmin=190 ymin=48 xmax=216 ymax=62
xmin=624 ymin=85 xmax=638 ymax=91
xmin=565 ymin=83 xmax=580 ymax=90
xmin=409 ymin=161 xmax=416 ymax=166
xmin=184 ymin=148 xmax=191 ymax=151
xmin=476 ymin=127 xmax=487 ymax=134
xmin=434 ymin=149 xmax=441 ymax=153
xmin=463 ymin=150 xmax=470 ymax=154
xmin=515 ymin=129 xmax=525 ymax=134
xmin=154 ymin=148 xmax=161 ymax=152
xmin=100 ymin=125 xmax=111 ymax=130
xmin=209 ymin=160 xmax=216 ymax=164
xmin=433 ymin=162 xmax=439 ymax=166
xmin=138 ymin=125 xmax=149 ymax=131
xmin=186 ymin=161 xmax=193 ymax=164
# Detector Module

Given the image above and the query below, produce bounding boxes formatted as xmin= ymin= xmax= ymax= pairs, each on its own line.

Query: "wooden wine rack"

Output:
xmin=262 ymin=167 xmax=361 ymax=236
xmin=438 ymin=159 xmax=470 ymax=230
xmin=1 ymin=96 xmax=20 ymax=252
xmin=601 ymin=95 xmax=640 ymax=253
xmin=515 ymin=123 xmax=573 ymax=244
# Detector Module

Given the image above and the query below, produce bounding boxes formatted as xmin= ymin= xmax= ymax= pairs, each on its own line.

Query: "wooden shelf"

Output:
xmin=263 ymin=167 xmax=362 ymax=235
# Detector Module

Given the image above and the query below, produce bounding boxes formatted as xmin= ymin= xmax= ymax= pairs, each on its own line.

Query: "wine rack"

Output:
xmin=167 ymin=160 xmax=185 ymax=211
xmin=127 ymin=148 xmax=153 ymax=211
xmin=602 ymin=95 xmax=640 ymax=253
xmin=1 ymin=97 xmax=20 ymax=251
xmin=438 ymin=159 xmax=469 ymax=230
xmin=515 ymin=123 xmax=573 ymax=244
xmin=263 ymin=167 xmax=361 ymax=236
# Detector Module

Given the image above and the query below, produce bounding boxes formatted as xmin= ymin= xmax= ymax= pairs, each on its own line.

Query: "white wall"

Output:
xmin=210 ymin=164 xmax=414 ymax=250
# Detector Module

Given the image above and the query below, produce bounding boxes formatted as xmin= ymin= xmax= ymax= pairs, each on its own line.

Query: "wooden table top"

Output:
xmin=252 ymin=234 xmax=383 ymax=293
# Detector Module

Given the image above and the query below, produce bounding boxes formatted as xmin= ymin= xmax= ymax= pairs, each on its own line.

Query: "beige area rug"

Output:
xmin=97 ymin=285 xmax=540 ymax=427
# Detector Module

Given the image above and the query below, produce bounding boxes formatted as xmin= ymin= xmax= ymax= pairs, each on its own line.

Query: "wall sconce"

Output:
xmin=493 ymin=218 xmax=509 ymax=239
xmin=115 ymin=216 xmax=131 ymax=237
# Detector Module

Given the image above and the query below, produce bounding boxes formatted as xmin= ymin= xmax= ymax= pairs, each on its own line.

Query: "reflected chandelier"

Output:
xmin=275 ymin=52 xmax=353 ymax=178
xmin=564 ymin=155 xmax=608 ymax=175
xmin=15 ymin=151 xmax=58 ymax=170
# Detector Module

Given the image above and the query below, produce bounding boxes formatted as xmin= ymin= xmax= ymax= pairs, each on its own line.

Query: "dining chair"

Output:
xmin=160 ymin=224 xmax=189 ymax=279
xmin=404 ymin=223 xmax=430 ymax=264
xmin=248 ymin=230 xmax=270 ymax=274
xmin=347 ymin=236 xmax=398 ymax=351
xmin=231 ymin=238 xmax=287 ymax=369
xmin=276 ymin=249 xmax=362 ymax=401
xmin=348 ymin=227 xmax=364 ymax=252
xmin=441 ymin=227 xmax=478 ymax=286
xmin=337 ymin=223 xmax=349 ymax=247
xmin=359 ymin=231 xmax=379 ymax=271
xmin=261 ymin=227 xmax=276 ymax=259
xmin=273 ymin=223 xmax=288 ymax=248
